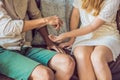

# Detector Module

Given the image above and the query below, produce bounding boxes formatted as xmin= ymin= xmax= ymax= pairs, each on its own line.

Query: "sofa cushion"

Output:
xmin=116 ymin=9 xmax=120 ymax=33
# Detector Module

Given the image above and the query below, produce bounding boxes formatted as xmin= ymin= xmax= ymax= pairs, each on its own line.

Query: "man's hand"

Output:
xmin=37 ymin=15 xmax=65 ymax=53
xmin=45 ymin=39 xmax=66 ymax=54
xmin=47 ymin=43 xmax=66 ymax=54
xmin=45 ymin=16 xmax=63 ymax=30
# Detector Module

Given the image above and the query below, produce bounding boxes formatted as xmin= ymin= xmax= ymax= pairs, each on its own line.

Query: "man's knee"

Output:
xmin=29 ymin=65 xmax=54 ymax=80
xmin=50 ymin=54 xmax=75 ymax=74
xmin=61 ymin=54 xmax=75 ymax=72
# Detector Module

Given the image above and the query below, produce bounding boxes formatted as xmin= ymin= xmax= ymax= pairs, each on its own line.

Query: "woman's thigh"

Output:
xmin=91 ymin=45 xmax=113 ymax=62
xmin=73 ymin=46 xmax=94 ymax=58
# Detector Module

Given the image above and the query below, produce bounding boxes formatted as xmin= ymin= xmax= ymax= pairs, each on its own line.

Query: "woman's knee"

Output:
xmin=91 ymin=51 xmax=106 ymax=65
xmin=29 ymin=65 xmax=54 ymax=80
xmin=91 ymin=46 xmax=113 ymax=64
xmin=73 ymin=47 xmax=90 ymax=60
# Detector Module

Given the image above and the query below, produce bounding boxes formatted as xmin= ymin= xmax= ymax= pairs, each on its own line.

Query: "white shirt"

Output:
xmin=0 ymin=1 xmax=29 ymax=50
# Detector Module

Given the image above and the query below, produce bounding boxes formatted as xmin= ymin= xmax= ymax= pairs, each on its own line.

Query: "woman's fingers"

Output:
xmin=49 ymin=34 xmax=63 ymax=43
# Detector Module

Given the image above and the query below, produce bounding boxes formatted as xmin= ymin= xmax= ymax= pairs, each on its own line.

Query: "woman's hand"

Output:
xmin=48 ymin=34 xmax=75 ymax=51
xmin=58 ymin=37 xmax=75 ymax=49
xmin=45 ymin=16 xmax=63 ymax=30
xmin=48 ymin=33 xmax=66 ymax=43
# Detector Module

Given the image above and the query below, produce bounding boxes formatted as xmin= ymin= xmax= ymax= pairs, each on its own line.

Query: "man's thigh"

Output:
xmin=0 ymin=48 xmax=40 ymax=80
xmin=25 ymin=47 xmax=57 ymax=66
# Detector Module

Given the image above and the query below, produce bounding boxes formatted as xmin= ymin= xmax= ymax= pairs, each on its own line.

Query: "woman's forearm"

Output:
xmin=64 ymin=26 xmax=92 ymax=38
xmin=65 ymin=18 xmax=105 ymax=38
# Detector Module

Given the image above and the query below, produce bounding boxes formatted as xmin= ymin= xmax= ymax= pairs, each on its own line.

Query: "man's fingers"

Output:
xmin=58 ymin=47 xmax=65 ymax=54
xmin=52 ymin=46 xmax=66 ymax=54
xmin=59 ymin=19 xmax=63 ymax=26
xmin=48 ymin=34 xmax=56 ymax=42
xmin=56 ymin=47 xmax=66 ymax=54
xmin=46 ymin=45 xmax=61 ymax=53
xmin=52 ymin=46 xmax=63 ymax=53
xmin=55 ymin=24 xmax=60 ymax=30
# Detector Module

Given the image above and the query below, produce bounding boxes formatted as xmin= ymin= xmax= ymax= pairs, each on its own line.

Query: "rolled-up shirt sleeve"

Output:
xmin=27 ymin=0 xmax=42 ymax=19
xmin=0 ymin=5 xmax=24 ymax=37
xmin=73 ymin=0 xmax=79 ymax=8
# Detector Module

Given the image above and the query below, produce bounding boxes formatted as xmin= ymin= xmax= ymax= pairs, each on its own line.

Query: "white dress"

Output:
xmin=72 ymin=0 xmax=120 ymax=60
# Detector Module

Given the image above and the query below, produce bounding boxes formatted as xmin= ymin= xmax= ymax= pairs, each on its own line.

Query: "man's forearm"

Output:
xmin=22 ymin=18 xmax=48 ymax=32
xmin=37 ymin=26 xmax=51 ymax=45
